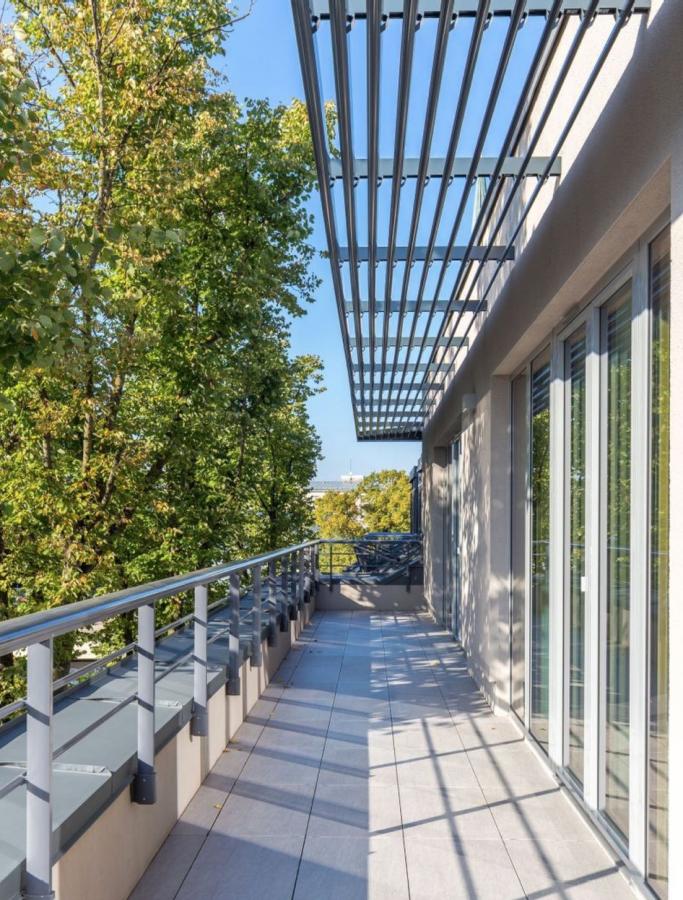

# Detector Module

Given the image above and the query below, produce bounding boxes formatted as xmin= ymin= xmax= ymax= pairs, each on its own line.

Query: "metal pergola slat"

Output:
xmin=291 ymin=0 xmax=650 ymax=440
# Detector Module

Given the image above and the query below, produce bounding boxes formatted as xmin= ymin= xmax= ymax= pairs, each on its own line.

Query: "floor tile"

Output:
xmin=294 ymin=833 xmax=409 ymax=900
xmin=137 ymin=611 xmax=637 ymax=900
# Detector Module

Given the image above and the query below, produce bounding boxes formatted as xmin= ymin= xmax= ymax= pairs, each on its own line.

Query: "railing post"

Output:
xmin=304 ymin=548 xmax=312 ymax=604
xmin=23 ymin=638 xmax=55 ymax=900
xmin=191 ymin=585 xmax=208 ymax=737
xmin=329 ymin=543 xmax=333 ymax=590
xmin=280 ymin=556 xmax=290 ymax=628
xmin=134 ymin=603 xmax=156 ymax=804
xmin=268 ymin=558 xmax=278 ymax=644
xmin=298 ymin=548 xmax=305 ymax=609
xmin=251 ymin=566 xmax=262 ymax=667
xmin=287 ymin=553 xmax=297 ymax=620
xmin=227 ymin=572 xmax=241 ymax=695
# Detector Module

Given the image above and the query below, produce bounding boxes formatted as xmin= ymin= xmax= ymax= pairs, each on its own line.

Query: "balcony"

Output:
xmin=0 ymin=536 xmax=635 ymax=899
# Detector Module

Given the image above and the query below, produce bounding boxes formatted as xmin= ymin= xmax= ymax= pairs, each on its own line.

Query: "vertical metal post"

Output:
xmin=298 ymin=548 xmax=305 ymax=610
xmin=304 ymin=548 xmax=312 ymax=604
xmin=329 ymin=543 xmax=333 ymax=590
xmin=277 ymin=556 xmax=286 ymax=624
xmin=279 ymin=556 xmax=289 ymax=631
xmin=24 ymin=638 xmax=55 ymax=900
xmin=191 ymin=585 xmax=208 ymax=737
xmin=134 ymin=603 xmax=156 ymax=804
xmin=251 ymin=566 xmax=263 ymax=667
xmin=268 ymin=558 xmax=278 ymax=643
xmin=288 ymin=553 xmax=297 ymax=620
xmin=228 ymin=572 xmax=241 ymax=695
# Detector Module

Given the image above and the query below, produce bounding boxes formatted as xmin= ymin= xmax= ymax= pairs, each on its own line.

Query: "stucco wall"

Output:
xmin=51 ymin=604 xmax=314 ymax=900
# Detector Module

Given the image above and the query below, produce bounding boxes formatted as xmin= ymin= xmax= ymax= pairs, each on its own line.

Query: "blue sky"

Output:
xmin=220 ymin=2 xmax=542 ymax=480
xmin=220 ymin=0 xmax=421 ymax=479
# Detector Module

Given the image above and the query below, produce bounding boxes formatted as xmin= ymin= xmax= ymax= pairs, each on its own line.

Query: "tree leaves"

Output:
xmin=314 ymin=471 xmax=411 ymax=539
xmin=0 ymin=0 xmax=323 ymax=699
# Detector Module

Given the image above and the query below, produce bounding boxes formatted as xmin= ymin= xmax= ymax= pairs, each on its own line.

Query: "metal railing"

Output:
xmin=0 ymin=534 xmax=422 ymax=898
xmin=320 ymin=534 xmax=423 ymax=586
xmin=0 ymin=540 xmax=322 ymax=900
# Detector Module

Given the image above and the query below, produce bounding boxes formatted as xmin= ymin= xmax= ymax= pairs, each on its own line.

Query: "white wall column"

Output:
xmin=489 ymin=377 xmax=512 ymax=713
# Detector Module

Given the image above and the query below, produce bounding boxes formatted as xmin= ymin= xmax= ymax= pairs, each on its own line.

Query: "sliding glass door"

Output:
xmin=601 ymin=283 xmax=632 ymax=841
xmin=508 ymin=225 xmax=671 ymax=884
xmin=530 ymin=350 xmax=551 ymax=751
xmin=565 ymin=327 xmax=587 ymax=784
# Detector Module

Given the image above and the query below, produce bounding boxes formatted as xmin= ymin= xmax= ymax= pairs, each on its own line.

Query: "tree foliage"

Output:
xmin=314 ymin=470 xmax=411 ymax=539
xmin=0 ymin=2 xmax=322 ymax=697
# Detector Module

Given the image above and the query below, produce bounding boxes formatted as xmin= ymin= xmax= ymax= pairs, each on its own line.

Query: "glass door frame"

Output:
xmin=509 ymin=211 xmax=669 ymax=886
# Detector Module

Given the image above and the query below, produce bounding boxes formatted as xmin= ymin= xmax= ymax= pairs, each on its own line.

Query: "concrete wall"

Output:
xmin=315 ymin=581 xmax=426 ymax=612
xmin=51 ymin=603 xmax=315 ymax=900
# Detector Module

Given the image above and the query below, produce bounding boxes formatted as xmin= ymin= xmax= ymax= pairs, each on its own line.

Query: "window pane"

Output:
xmin=602 ymin=284 xmax=632 ymax=840
xmin=531 ymin=351 xmax=551 ymax=750
xmin=566 ymin=329 xmax=586 ymax=784
xmin=511 ymin=374 xmax=528 ymax=720
xmin=648 ymin=227 xmax=670 ymax=898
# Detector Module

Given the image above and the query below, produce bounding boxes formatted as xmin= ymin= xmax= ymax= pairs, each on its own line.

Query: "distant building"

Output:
xmin=309 ymin=472 xmax=362 ymax=501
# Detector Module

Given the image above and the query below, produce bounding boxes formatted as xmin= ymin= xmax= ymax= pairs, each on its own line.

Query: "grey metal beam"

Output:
xmin=311 ymin=0 xmax=649 ymax=17
xmin=290 ymin=0 xmax=361 ymax=435
xmin=329 ymin=155 xmax=562 ymax=180
xmin=421 ymin=0 xmax=637 ymax=423
xmin=340 ymin=245 xmax=514 ymax=263
xmin=350 ymin=336 xmax=468 ymax=349
xmin=354 ymin=384 xmax=441 ymax=393
xmin=407 ymin=0 xmax=595 ymax=419
xmin=394 ymin=0 xmax=567 ymax=421
xmin=379 ymin=0 xmax=419 ymax=413
xmin=329 ymin=0 xmax=366 ymax=418
xmin=366 ymin=0 xmax=382 ymax=420
xmin=383 ymin=0 xmax=491 ymax=430
xmin=386 ymin=0 xmax=454 ymax=429
xmin=346 ymin=300 xmax=483 ymax=315
xmin=353 ymin=361 xmax=454 ymax=374
xmin=395 ymin=0 xmax=526 ymax=421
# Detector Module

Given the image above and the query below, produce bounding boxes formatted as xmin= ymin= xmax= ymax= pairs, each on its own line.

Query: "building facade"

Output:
xmin=421 ymin=3 xmax=679 ymax=896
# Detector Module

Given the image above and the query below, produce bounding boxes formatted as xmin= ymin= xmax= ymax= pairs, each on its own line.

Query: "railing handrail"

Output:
xmin=0 ymin=539 xmax=319 ymax=657
xmin=0 ymin=533 xmax=421 ymax=898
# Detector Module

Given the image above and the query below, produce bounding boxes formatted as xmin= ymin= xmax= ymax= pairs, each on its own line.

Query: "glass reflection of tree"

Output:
xmin=605 ymin=291 xmax=631 ymax=840
xmin=531 ymin=361 xmax=550 ymax=749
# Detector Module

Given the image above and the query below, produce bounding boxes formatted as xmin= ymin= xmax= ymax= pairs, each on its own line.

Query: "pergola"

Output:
xmin=291 ymin=0 xmax=650 ymax=439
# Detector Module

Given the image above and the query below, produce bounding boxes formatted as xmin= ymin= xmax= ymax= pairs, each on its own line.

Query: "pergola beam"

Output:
xmin=340 ymin=246 xmax=514 ymax=263
xmin=350 ymin=336 xmax=468 ymax=350
xmin=329 ymin=155 xmax=561 ymax=180
xmin=311 ymin=0 xmax=649 ymax=18
xmin=346 ymin=300 xmax=483 ymax=314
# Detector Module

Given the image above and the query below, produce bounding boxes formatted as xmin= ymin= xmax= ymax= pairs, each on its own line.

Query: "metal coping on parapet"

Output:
xmin=291 ymin=0 xmax=649 ymax=439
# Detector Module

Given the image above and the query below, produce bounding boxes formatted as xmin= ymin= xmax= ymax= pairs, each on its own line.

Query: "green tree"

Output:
xmin=314 ymin=489 xmax=363 ymax=540
xmin=314 ymin=469 xmax=411 ymax=538
xmin=357 ymin=469 xmax=411 ymax=533
xmin=0 ymin=2 xmax=322 ymax=699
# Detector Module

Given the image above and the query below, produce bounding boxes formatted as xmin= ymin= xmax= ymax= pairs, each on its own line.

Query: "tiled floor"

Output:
xmin=130 ymin=611 xmax=636 ymax=900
